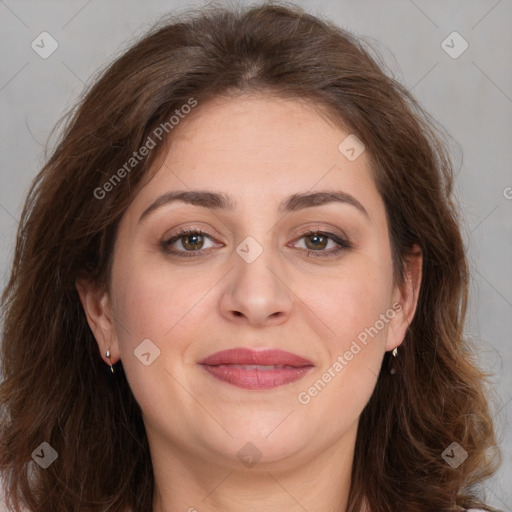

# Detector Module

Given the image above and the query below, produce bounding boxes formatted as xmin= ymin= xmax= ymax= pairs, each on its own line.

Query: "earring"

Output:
xmin=106 ymin=348 xmax=114 ymax=374
xmin=388 ymin=347 xmax=398 ymax=375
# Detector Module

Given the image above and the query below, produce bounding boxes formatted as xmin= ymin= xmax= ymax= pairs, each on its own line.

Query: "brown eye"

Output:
xmin=290 ymin=230 xmax=351 ymax=258
xmin=181 ymin=233 xmax=205 ymax=251
xmin=162 ymin=229 xmax=220 ymax=257
xmin=304 ymin=233 xmax=328 ymax=250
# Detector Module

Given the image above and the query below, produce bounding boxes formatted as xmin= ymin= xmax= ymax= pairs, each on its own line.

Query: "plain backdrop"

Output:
xmin=0 ymin=0 xmax=511 ymax=510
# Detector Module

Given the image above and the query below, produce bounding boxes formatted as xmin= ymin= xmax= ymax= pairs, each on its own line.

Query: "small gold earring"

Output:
xmin=388 ymin=347 xmax=399 ymax=375
xmin=106 ymin=348 xmax=114 ymax=374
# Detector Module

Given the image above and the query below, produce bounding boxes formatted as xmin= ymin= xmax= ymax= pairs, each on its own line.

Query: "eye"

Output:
xmin=162 ymin=229 xmax=221 ymax=257
xmin=162 ymin=228 xmax=351 ymax=259
xmin=291 ymin=230 xmax=350 ymax=257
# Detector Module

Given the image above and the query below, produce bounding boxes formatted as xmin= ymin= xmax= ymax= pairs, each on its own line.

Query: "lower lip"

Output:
xmin=200 ymin=364 xmax=313 ymax=390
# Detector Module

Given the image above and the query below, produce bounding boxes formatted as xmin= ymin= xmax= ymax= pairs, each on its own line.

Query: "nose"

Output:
xmin=219 ymin=245 xmax=293 ymax=327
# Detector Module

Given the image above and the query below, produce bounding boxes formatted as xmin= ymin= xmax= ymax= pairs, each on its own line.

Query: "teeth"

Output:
xmin=228 ymin=364 xmax=293 ymax=370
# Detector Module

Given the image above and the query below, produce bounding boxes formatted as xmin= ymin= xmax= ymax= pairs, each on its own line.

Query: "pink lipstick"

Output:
xmin=199 ymin=348 xmax=314 ymax=390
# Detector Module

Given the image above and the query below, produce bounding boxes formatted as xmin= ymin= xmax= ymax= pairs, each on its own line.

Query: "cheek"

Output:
xmin=111 ymin=251 xmax=209 ymax=348
xmin=299 ymin=260 xmax=394 ymax=347
xmin=296 ymin=285 xmax=389 ymax=438
xmin=109 ymin=259 xmax=211 ymax=431
xmin=109 ymin=253 xmax=222 ymax=412
xmin=293 ymin=259 xmax=393 ymax=412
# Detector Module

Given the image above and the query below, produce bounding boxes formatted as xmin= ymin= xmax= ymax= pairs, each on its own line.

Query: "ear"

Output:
xmin=386 ymin=244 xmax=422 ymax=352
xmin=76 ymin=279 xmax=120 ymax=364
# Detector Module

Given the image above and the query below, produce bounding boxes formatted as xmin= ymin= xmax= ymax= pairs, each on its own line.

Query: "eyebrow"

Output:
xmin=138 ymin=189 xmax=369 ymax=223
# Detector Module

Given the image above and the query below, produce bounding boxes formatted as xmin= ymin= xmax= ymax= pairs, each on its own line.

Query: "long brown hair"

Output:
xmin=0 ymin=2 xmax=500 ymax=511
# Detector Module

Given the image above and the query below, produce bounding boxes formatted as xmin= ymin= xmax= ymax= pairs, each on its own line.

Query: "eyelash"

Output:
xmin=161 ymin=227 xmax=351 ymax=259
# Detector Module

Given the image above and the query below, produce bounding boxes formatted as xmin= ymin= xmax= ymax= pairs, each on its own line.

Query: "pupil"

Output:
xmin=183 ymin=234 xmax=203 ymax=250
xmin=306 ymin=233 xmax=327 ymax=250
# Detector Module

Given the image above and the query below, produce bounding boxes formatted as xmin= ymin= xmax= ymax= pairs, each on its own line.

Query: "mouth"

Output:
xmin=198 ymin=348 xmax=314 ymax=390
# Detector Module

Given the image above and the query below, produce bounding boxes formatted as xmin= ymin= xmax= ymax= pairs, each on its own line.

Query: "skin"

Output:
xmin=77 ymin=94 xmax=422 ymax=512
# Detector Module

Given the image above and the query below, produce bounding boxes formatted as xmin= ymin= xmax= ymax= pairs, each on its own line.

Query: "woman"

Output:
xmin=0 ymin=3 xmax=501 ymax=511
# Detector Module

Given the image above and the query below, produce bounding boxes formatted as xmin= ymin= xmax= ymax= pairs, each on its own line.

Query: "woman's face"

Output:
xmin=82 ymin=94 xmax=419 ymax=472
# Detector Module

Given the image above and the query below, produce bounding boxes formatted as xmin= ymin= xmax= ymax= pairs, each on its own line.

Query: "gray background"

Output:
xmin=0 ymin=0 xmax=510 ymax=510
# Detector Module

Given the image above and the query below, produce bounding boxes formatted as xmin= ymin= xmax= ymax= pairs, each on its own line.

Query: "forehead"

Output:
xmin=167 ymin=94 xmax=357 ymax=170
xmin=128 ymin=93 xmax=384 ymax=221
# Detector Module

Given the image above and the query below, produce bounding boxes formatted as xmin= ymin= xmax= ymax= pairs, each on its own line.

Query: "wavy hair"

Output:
xmin=0 ymin=2 xmax=500 ymax=511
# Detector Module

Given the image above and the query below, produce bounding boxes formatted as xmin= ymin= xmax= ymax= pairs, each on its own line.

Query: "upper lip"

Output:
xmin=199 ymin=348 xmax=313 ymax=367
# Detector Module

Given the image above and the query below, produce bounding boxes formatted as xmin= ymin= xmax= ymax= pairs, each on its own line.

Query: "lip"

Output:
xmin=199 ymin=348 xmax=314 ymax=390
